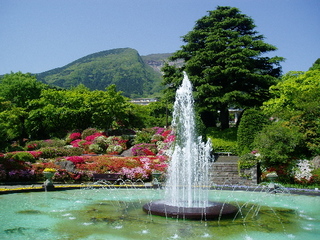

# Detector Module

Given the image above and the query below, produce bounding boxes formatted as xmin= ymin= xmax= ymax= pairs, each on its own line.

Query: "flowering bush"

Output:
xmin=26 ymin=139 xmax=66 ymax=149
xmin=26 ymin=143 xmax=38 ymax=150
xmin=43 ymin=168 xmax=56 ymax=172
xmin=81 ymin=128 xmax=100 ymax=140
xmin=65 ymin=156 xmax=86 ymax=164
xmin=85 ymin=132 xmax=104 ymax=142
xmin=120 ymin=167 xmax=149 ymax=180
xmin=133 ymin=128 xmax=156 ymax=145
xmin=53 ymin=169 xmax=72 ymax=182
xmin=38 ymin=147 xmax=84 ymax=158
xmin=1 ymin=127 xmax=173 ymax=183
xmin=293 ymin=159 xmax=314 ymax=184
xmin=8 ymin=169 xmax=35 ymax=181
xmin=70 ymin=139 xmax=86 ymax=148
xmin=89 ymin=143 xmax=104 ymax=154
xmin=66 ymin=132 xmax=82 ymax=144
xmin=132 ymin=143 xmax=157 ymax=156
xmin=106 ymin=144 xmax=123 ymax=154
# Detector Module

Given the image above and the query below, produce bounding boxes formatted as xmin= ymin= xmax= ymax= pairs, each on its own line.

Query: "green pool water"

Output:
xmin=0 ymin=188 xmax=319 ymax=239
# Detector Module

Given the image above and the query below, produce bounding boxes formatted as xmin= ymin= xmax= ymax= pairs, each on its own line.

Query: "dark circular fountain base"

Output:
xmin=143 ymin=200 xmax=238 ymax=220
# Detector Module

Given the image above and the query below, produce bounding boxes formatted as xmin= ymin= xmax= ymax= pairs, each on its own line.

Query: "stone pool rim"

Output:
xmin=0 ymin=183 xmax=320 ymax=196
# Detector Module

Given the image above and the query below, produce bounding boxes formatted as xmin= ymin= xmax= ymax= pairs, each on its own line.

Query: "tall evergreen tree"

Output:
xmin=162 ymin=6 xmax=283 ymax=129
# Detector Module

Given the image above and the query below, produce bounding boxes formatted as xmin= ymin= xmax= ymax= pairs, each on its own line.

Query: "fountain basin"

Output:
xmin=1 ymin=188 xmax=319 ymax=240
xmin=143 ymin=200 xmax=238 ymax=220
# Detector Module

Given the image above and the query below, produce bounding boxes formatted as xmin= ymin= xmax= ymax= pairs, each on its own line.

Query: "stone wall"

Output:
xmin=210 ymin=158 xmax=258 ymax=186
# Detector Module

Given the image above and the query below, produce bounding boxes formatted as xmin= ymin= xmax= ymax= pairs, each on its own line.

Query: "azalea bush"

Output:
xmin=132 ymin=143 xmax=158 ymax=156
xmin=39 ymin=146 xmax=84 ymax=158
xmin=1 ymin=126 xmax=171 ymax=183
xmin=8 ymin=169 xmax=35 ymax=181
xmin=293 ymin=159 xmax=314 ymax=184
xmin=68 ymin=129 xmax=129 ymax=155
xmin=132 ymin=127 xmax=174 ymax=157
xmin=26 ymin=139 xmax=66 ymax=150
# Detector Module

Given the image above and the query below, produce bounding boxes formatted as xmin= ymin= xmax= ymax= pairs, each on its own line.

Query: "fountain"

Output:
xmin=1 ymin=186 xmax=319 ymax=239
xmin=143 ymin=72 xmax=237 ymax=220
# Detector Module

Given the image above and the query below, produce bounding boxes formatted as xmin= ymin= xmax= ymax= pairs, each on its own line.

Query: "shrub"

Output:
xmin=253 ymin=121 xmax=304 ymax=167
xmin=206 ymin=127 xmax=237 ymax=154
xmin=293 ymin=159 xmax=314 ymax=184
xmin=81 ymin=128 xmax=100 ymax=140
xmin=237 ymin=108 xmax=269 ymax=155
xmin=106 ymin=144 xmax=123 ymax=154
xmin=311 ymin=168 xmax=320 ymax=184
xmin=8 ymin=169 xmax=35 ymax=181
xmin=11 ymin=152 xmax=36 ymax=163
xmin=132 ymin=143 xmax=158 ymax=156
xmin=88 ymin=144 xmax=104 ymax=154
xmin=133 ymin=128 xmax=156 ymax=145
xmin=26 ymin=139 xmax=66 ymax=149
xmin=66 ymin=132 xmax=81 ymax=144
xmin=65 ymin=156 xmax=86 ymax=164
xmin=39 ymin=147 xmax=84 ymax=158
xmin=238 ymin=153 xmax=258 ymax=179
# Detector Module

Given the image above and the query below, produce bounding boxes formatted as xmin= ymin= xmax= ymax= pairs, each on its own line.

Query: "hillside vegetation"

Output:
xmin=37 ymin=48 xmax=165 ymax=98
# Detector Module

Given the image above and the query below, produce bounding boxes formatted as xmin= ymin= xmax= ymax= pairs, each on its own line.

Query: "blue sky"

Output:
xmin=1 ymin=0 xmax=319 ymax=75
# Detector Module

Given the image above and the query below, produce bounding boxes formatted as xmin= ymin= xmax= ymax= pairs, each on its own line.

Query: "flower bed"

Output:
xmin=0 ymin=127 xmax=173 ymax=183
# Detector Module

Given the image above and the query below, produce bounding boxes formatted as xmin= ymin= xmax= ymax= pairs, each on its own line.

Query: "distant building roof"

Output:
xmin=130 ymin=98 xmax=158 ymax=105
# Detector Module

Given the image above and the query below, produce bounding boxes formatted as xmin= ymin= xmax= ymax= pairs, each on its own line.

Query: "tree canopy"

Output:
xmin=162 ymin=6 xmax=283 ymax=129
xmin=262 ymin=69 xmax=320 ymax=155
xmin=0 ymin=72 xmax=47 ymax=108
xmin=25 ymin=84 xmax=132 ymax=139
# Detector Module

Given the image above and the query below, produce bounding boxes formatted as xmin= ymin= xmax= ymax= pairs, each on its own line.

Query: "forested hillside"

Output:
xmin=37 ymin=48 xmax=165 ymax=98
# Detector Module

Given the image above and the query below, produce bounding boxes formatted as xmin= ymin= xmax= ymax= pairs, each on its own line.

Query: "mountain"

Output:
xmin=37 ymin=48 xmax=165 ymax=98
xmin=142 ymin=53 xmax=184 ymax=73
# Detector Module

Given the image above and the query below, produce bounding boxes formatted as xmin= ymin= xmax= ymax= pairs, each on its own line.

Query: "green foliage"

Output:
xmin=238 ymin=153 xmax=257 ymax=178
xmin=0 ymin=103 xmax=28 ymax=146
xmin=238 ymin=154 xmax=257 ymax=169
xmin=11 ymin=152 xmax=35 ymax=163
xmin=311 ymin=168 xmax=320 ymax=185
xmin=162 ymin=6 xmax=283 ymax=129
xmin=253 ymin=121 xmax=304 ymax=167
xmin=309 ymin=58 xmax=320 ymax=71
xmin=262 ymin=69 xmax=320 ymax=155
xmin=0 ymin=72 xmax=46 ymax=108
xmin=81 ymin=128 xmax=100 ymax=140
xmin=26 ymin=139 xmax=66 ymax=150
xmin=237 ymin=108 xmax=269 ymax=155
xmin=133 ymin=128 xmax=157 ymax=145
xmin=25 ymin=85 xmax=132 ymax=138
xmin=37 ymin=48 xmax=163 ymax=98
xmin=39 ymin=147 xmax=84 ymax=158
xmin=206 ymin=127 xmax=237 ymax=153
xmin=88 ymin=144 xmax=104 ymax=154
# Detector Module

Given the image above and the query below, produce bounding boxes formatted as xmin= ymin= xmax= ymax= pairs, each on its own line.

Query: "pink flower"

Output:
xmin=85 ymin=132 xmax=104 ymax=142
xmin=69 ymin=132 xmax=81 ymax=140
xmin=71 ymin=139 xmax=83 ymax=147
xmin=65 ymin=156 xmax=85 ymax=164
xmin=164 ymin=135 xmax=175 ymax=143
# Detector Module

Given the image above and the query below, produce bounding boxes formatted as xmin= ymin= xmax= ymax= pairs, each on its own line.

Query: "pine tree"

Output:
xmin=163 ymin=6 xmax=284 ymax=129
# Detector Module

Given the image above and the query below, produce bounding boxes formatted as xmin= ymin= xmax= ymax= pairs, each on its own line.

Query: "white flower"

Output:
xmin=293 ymin=159 xmax=313 ymax=181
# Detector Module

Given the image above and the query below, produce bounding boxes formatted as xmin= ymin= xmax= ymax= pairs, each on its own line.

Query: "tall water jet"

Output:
xmin=164 ymin=72 xmax=211 ymax=208
xmin=143 ymin=72 xmax=238 ymax=220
